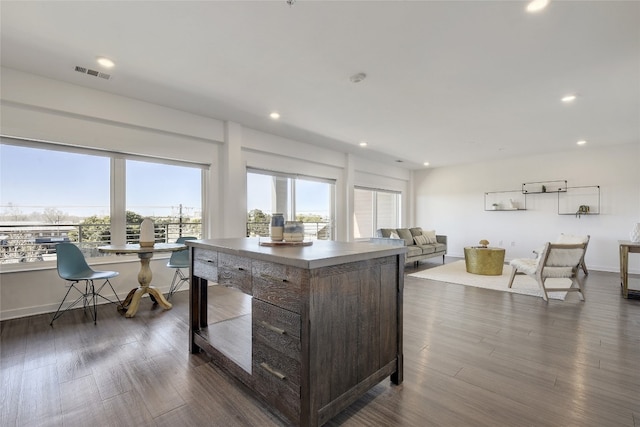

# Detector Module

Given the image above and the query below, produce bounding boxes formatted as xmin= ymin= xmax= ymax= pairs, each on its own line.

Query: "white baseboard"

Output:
xmin=0 ymin=286 xmax=174 ymax=322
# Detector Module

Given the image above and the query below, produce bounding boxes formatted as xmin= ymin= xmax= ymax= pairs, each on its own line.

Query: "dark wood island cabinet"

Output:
xmin=187 ymin=238 xmax=405 ymax=426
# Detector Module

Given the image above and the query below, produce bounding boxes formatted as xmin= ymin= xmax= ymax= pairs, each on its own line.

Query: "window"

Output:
xmin=353 ymin=187 xmax=401 ymax=239
xmin=246 ymin=169 xmax=335 ymax=240
xmin=0 ymin=143 xmax=110 ymax=263
xmin=0 ymin=138 xmax=205 ymax=265
xmin=126 ymin=160 xmax=202 ymax=243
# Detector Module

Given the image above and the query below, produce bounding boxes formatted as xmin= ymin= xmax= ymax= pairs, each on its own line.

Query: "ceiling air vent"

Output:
xmin=74 ymin=65 xmax=111 ymax=80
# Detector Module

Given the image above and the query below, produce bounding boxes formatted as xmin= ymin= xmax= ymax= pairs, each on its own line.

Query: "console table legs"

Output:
xmin=618 ymin=241 xmax=640 ymax=299
xmin=118 ymin=252 xmax=172 ymax=318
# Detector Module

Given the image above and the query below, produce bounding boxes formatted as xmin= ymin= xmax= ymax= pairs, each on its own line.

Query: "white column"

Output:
xmin=342 ymin=153 xmax=354 ymax=241
xmin=219 ymin=121 xmax=247 ymax=238
xmin=110 ymin=157 xmax=126 ymax=245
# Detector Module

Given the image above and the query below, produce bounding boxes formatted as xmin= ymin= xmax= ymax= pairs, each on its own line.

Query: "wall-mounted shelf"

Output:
xmin=558 ymin=185 xmax=600 ymax=217
xmin=522 ymin=180 xmax=567 ymax=194
xmin=484 ymin=190 xmax=527 ymax=211
xmin=485 ymin=180 xmax=600 ymax=217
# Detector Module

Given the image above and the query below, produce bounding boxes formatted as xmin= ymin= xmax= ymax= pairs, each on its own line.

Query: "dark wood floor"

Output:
xmin=2 ymin=261 xmax=639 ymax=426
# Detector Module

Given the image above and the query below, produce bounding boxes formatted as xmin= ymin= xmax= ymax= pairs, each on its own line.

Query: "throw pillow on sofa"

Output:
xmin=378 ymin=228 xmax=396 ymax=238
xmin=396 ymin=229 xmax=415 ymax=246
xmin=422 ymin=230 xmax=437 ymax=244
xmin=410 ymin=227 xmax=423 ymax=237
xmin=414 ymin=234 xmax=428 ymax=245
xmin=390 ymin=231 xmax=400 ymax=239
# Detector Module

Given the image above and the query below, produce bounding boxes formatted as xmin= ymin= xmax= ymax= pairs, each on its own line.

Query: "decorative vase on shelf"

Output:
xmin=630 ymin=223 xmax=640 ymax=243
xmin=270 ymin=213 xmax=285 ymax=242
xmin=139 ymin=218 xmax=155 ymax=247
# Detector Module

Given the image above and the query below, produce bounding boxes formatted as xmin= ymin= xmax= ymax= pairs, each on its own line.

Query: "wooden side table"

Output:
xmin=464 ymin=246 xmax=506 ymax=275
xmin=619 ymin=240 xmax=640 ymax=298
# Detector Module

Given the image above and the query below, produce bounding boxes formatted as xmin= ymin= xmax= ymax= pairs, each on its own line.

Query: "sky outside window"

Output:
xmin=0 ymin=144 xmax=110 ymax=219
xmin=247 ymin=172 xmax=331 ymax=218
xmin=126 ymin=160 xmax=201 ymax=218
xmin=1 ymin=144 xmax=202 ymax=221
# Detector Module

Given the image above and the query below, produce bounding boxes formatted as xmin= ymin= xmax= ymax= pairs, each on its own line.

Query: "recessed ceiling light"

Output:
xmin=423 ymin=162 xmax=430 ymax=166
xmin=96 ymin=57 xmax=115 ymax=68
xmin=562 ymin=94 xmax=577 ymax=103
xmin=270 ymin=112 xmax=280 ymax=119
xmin=526 ymin=0 xmax=549 ymax=13
xmin=359 ymin=141 xmax=368 ymax=147
xmin=577 ymin=140 xmax=587 ymax=146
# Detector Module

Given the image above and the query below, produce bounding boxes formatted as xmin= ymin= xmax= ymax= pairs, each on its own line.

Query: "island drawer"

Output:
xmin=251 ymin=357 xmax=300 ymax=423
xmin=218 ymin=253 xmax=252 ymax=294
xmin=252 ymin=260 xmax=307 ymax=314
xmin=252 ymin=299 xmax=301 ymax=359
xmin=251 ymin=296 xmax=302 ymax=423
xmin=252 ymin=337 xmax=301 ymax=387
xmin=192 ymin=249 xmax=218 ymax=281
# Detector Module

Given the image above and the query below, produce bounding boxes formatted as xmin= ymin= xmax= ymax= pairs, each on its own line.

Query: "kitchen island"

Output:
xmin=187 ymin=238 xmax=405 ymax=427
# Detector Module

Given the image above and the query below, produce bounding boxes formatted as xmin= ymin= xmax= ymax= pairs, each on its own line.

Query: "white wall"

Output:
xmin=240 ymin=127 xmax=411 ymax=241
xmin=1 ymin=67 xmax=224 ymax=163
xmin=0 ymin=258 xmax=176 ymax=321
xmin=414 ymin=142 xmax=640 ymax=273
xmin=0 ymin=68 xmax=410 ymax=319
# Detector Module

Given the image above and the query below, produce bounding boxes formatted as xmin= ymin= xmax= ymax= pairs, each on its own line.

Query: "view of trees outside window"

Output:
xmin=0 ymin=142 xmax=203 ymax=264
xmin=246 ymin=170 xmax=334 ymax=240
xmin=353 ymin=187 xmax=401 ymax=239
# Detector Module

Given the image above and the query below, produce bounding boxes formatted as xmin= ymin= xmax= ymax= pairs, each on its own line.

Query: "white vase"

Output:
xmin=140 ymin=218 xmax=155 ymax=247
xmin=631 ymin=223 xmax=640 ymax=243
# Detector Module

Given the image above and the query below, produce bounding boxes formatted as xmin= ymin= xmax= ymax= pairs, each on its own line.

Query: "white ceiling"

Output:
xmin=1 ymin=1 xmax=639 ymax=169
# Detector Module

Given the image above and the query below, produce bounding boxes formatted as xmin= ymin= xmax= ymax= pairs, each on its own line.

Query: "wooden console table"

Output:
xmin=619 ymin=240 xmax=640 ymax=298
xmin=187 ymin=238 xmax=405 ymax=427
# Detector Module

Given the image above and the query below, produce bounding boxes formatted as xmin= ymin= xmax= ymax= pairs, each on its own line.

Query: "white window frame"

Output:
xmin=0 ymin=136 xmax=209 ymax=271
xmin=353 ymin=186 xmax=402 ymax=240
xmin=247 ymin=167 xmax=336 ymax=240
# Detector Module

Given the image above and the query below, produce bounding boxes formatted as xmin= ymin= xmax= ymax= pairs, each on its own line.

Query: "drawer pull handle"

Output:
xmin=260 ymin=362 xmax=286 ymax=380
xmin=238 ymin=267 xmax=245 ymax=271
xmin=259 ymin=320 xmax=286 ymax=335
xmin=260 ymin=273 xmax=289 ymax=283
xmin=206 ymin=259 xmax=215 ymax=264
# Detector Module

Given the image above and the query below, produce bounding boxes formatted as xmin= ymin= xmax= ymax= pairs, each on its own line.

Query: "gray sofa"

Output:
xmin=370 ymin=227 xmax=447 ymax=266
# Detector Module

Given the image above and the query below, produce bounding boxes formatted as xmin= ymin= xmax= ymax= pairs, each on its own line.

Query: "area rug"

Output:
xmin=408 ymin=260 xmax=569 ymax=300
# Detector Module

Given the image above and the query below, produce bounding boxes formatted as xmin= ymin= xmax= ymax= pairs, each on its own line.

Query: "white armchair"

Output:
xmin=509 ymin=241 xmax=588 ymax=302
xmin=533 ymin=234 xmax=590 ymax=275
